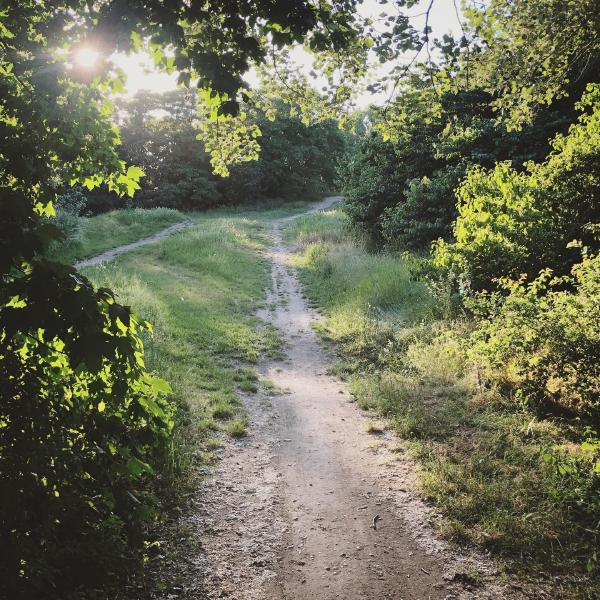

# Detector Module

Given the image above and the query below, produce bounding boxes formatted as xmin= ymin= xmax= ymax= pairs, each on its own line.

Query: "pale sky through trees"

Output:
xmin=112 ymin=0 xmax=463 ymax=107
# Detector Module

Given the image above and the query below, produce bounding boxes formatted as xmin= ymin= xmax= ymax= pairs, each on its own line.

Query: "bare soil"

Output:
xmin=125 ymin=198 xmax=555 ymax=600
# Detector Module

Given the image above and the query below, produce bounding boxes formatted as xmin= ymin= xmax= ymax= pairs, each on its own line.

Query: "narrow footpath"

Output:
xmin=75 ymin=220 xmax=191 ymax=269
xmin=189 ymin=197 xmax=536 ymax=600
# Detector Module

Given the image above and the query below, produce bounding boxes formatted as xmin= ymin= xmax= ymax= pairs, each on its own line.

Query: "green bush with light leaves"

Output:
xmin=433 ymin=83 xmax=600 ymax=293
xmin=340 ymin=75 xmax=571 ymax=251
xmin=465 ymin=249 xmax=600 ymax=563
xmin=0 ymin=291 xmax=173 ymax=595
xmin=468 ymin=247 xmax=600 ymax=421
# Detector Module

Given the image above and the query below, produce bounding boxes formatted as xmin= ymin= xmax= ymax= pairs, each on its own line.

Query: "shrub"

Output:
xmin=340 ymin=130 xmax=411 ymax=242
xmin=144 ymin=173 xmax=222 ymax=210
xmin=340 ymin=86 xmax=568 ymax=251
xmin=0 ymin=284 xmax=174 ymax=598
xmin=468 ymin=248 xmax=600 ymax=421
xmin=433 ymin=84 xmax=600 ymax=293
xmin=380 ymin=166 xmax=462 ymax=250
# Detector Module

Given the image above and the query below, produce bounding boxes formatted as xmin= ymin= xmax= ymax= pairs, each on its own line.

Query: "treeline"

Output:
xmin=84 ymin=90 xmax=345 ymax=214
xmin=339 ymin=0 xmax=600 ymax=578
xmin=342 ymin=6 xmax=600 ymax=423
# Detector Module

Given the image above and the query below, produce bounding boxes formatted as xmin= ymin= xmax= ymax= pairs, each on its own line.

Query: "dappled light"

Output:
xmin=1 ymin=1 xmax=599 ymax=598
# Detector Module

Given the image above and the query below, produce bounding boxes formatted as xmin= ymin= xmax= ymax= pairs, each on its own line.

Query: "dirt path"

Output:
xmin=182 ymin=197 xmax=544 ymax=600
xmin=75 ymin=220 xmax=191 ymax=269
xmin=258 ymin=197 xmax=451 ymax=599
xmin=132 ymin=198 xmax=545 ymax=600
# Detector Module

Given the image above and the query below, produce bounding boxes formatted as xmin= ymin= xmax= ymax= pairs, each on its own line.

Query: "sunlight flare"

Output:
xmin=74 ymin=46 xmax=99 ymax=69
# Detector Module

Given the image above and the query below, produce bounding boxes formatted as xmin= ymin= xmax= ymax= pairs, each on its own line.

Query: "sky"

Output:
xmin=110 ymin=0 xmax=464 ymax=107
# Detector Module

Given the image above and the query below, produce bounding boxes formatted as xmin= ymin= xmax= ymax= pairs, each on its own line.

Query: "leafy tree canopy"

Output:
xmin=463 ymin=0 xmax=600 ymax=129
xmin=0 ymin=2 xmax=369 ymax=596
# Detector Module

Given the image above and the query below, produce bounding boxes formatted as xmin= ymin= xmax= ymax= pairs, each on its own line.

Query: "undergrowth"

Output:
xmin=285 ymin=208 xmax=600 ymax=597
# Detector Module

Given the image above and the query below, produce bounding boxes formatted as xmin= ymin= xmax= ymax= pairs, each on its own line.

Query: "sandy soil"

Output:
xmin=124 ymin=198 xmax=554 ymax=600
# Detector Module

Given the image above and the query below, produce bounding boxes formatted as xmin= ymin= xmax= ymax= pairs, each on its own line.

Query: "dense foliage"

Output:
xmin=222 ymin=104 xmax=345 ymax=204
xmin=3 ymin=0 xmax=600 ymax=595
xmin=121 ymin=92 xmax=344 ymax=210
xmin=468 ymin=248 xmax=600 ymax=420
xmin=433 ymin=85 xmax=600 ymax=292
xmin=83 ymin=91 xmax=345 ymax=213
xmin=0 ymin=302 xmax=173 ymax=596
xmin=0 ymin=1 xmax=365 ymax=597
xmin=341 ymin=77 xmax=572 ymax=250
xmin=287 ymin=209 xmax=600 ymax=578
xmin=464 ymin=0 xmax=600 ymax=128
xmin=337 ymin=0 xmax=600 ymax=580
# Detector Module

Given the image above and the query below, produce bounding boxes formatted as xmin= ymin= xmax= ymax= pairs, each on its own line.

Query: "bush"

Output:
xmin=340 ymin=85 xmax=569 ymax=251
xmin=286 ymin=207 xmax=600 ymax=579
xmin=433 ymin=84 xmax=600 ymax=293
xmin=114 ymin=91 xmax=345 ymax=210
xmin=340 ymin=131 xmax=414 ymax=243
xmin=468 ymin=248 xmax=600 ymax=421
xmin=144 ymin=173 xmax=221 ymax=210
xmin=83 ymin=186 xmax=124 ymax=215
xmin=0 ymin=282 xmax=174 ymax=598
xmin=221 ymin=109 xmax=345 ymax=204
xmin=380 ymin=166 xmax=462 ymax=250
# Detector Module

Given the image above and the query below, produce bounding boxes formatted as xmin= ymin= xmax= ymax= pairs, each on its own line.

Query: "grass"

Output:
xmin=366 ymin=420 xmax=385 ymax=434
xmin=51 ymin=207 xmax=187 ymax=263
xmin=226 ymin=417 xmax=249 ymax=438
xmin=285 ymin=208 xmax=600 ymax=597
xmin=82 ymin=209 xmax=285 ymax=490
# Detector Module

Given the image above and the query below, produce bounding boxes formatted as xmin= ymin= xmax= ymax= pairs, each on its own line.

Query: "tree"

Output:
xmin=341 ymin=69 xmax=570 ymax=250
xmin=85 ymin=91 xmax=347 ymax=212
xmin=463 ymin=0 xmax=600 ymax=129
xmin=117 ymin=90 xmax=221 ymax=210
xmin=0 ymin=2 xmax=367 ymax=596
xmin=222 ymin=103 xmax=346 ymax=203
xmin=433 ymin=84 xmax=600 ymax=293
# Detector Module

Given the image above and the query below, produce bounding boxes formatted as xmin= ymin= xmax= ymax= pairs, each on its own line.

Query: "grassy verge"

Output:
xmin=51 ymin=207 xmax=187 ymax=263
xmin=284 ymin=208 xmax=599 ymax=597
xmin=79 ymin=209 xmax=287 ymax=599
xmin=83 ymin=210 xmax=285 ymax=471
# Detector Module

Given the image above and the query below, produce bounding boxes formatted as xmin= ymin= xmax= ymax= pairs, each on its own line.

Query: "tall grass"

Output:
xmin=285 ymin=208 xmax=599 ymax=594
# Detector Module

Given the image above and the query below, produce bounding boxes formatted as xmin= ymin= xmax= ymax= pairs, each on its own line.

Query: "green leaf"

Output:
xmin=126 ymin=457 xmax=154 ymax=477
xmin=126 ymin=165 xmax=145 ymax=180
xmin=149 ymin=376 xmax=172 ymax=394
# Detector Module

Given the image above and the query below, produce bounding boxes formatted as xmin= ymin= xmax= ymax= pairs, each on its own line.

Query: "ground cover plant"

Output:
xmin=285 ymin=209 xmax=600 ymax=596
